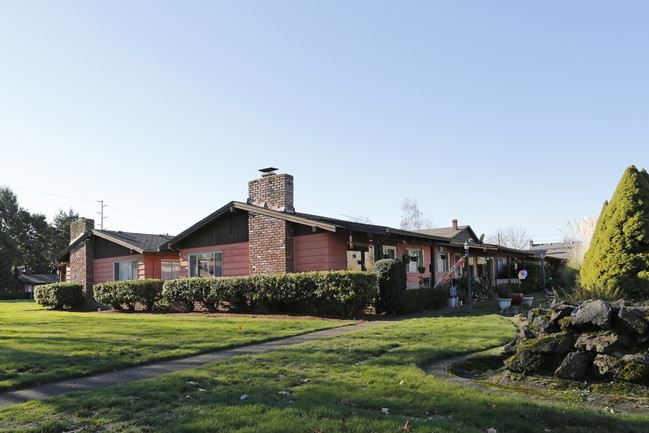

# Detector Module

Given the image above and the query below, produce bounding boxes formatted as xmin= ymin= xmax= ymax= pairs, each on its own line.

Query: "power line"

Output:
xmin=7 ymin=185 xmax=96 ymax=202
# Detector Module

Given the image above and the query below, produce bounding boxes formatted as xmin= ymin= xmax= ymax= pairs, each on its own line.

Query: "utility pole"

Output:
xmin=97 ymin=200 xmax=107 ymax=230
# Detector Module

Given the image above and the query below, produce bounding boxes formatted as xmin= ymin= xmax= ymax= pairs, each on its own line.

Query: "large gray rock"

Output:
xmin=617 ymin=306 xmax=649 ymax=335
xmin=532 ymin=332 xmax=575 ymax=355
xmin=592 ymin=354 xmax=622 ymax=380
xmin=550 ymin=303 xmax=576 ymax=324
xmin=555 ymin=351 xmax=590 ymax=380
xmin=506 ymin=349 xmax=542 ymax=374
xmin=570 ymin=300 xmax=613 ymax=330
xmin=574 ymin=330 xmax=631 ymax=354
xmin=532 ymin=314 xmax=558 ymax=336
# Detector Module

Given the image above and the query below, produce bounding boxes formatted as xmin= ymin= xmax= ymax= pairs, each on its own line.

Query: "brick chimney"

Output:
xmin=69 ymin=218 xmax=98 ymax=308
xmin=452 ymin=219 xmax=458 ymax=231
xmin=247 ymin=169 xmax=295 ymax=275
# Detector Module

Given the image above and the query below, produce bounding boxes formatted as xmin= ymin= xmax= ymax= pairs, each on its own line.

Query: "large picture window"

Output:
xmin=188 ymin=252 xmax=223 ymax=277
xmin=114 ymin=260 xmax=138 ymax=281
xmin=161 ymin=260 xmax=181 ymax=280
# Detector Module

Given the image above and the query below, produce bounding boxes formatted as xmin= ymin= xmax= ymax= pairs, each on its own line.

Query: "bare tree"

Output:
xmin=340 ymin=214 xmax=372 ymax=224
xmin=486 ymin=226 xmax=531 ymax=250
xmin=560 ymin=216 xmax=598 ymax=266
xmin=400 ymin=198 xmax=434 ymax=231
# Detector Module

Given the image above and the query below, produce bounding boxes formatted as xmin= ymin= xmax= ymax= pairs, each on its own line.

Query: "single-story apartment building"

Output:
xmin=57 ymin=169 xmax=562 ymax=307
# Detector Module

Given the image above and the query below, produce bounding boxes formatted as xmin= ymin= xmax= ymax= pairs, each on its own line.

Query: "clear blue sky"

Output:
xmin=1 ymin=1 xmax=647 ymax=243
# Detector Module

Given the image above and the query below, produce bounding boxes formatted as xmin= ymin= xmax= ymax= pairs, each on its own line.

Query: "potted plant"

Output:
xmin=497 ymin=284 xmax=512 ymax=309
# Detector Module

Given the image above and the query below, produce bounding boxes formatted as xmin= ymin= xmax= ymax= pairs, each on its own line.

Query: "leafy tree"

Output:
xmin=0 ymin=188 xmax=22 ymax=290
xmin=580 ymin=165 xmax=649 ymax=300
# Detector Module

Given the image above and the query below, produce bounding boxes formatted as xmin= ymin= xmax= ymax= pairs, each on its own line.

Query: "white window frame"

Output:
xmin=188 ymin=251 xmax=223 ymax=278
xmin=382 ymin=245 xmax=397 ymax=259
xmin=113 ymin=260 xmax=138 ymax=281
xmin=405 ymin=248 xmax=424 ymax=274
xmin=436 ymin=252 xmax=449 ymax=273
xmin=161 ymin=259 xmax=181 ymax=281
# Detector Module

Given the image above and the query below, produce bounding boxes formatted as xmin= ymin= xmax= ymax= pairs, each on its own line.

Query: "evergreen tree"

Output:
xmin=48 ymin=209 xmax=79 ymax=261
xmin=580 ymin=165 xmax=649 ymax=299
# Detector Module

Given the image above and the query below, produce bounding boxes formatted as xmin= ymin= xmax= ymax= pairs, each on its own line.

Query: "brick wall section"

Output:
xmin=68 ymin=218 xmax=100 ymax=308
xmin=249 ymin=214 xmax=295 ymax=274
xmin=248 ymin=173 xmax=295 ymax=274
xmin=248 ymin=173 xmax=294 ymax=211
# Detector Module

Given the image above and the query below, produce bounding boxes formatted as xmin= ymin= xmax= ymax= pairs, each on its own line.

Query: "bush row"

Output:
xmin=93 ymin=279 xmax=164 ymax=311
xmin=161 ymin=271 xmax=377 ymax=317
xmin=34 ymin=282 xmax=84 ymax=309
xmin=35 ymin=268 xmax=452 ymax=317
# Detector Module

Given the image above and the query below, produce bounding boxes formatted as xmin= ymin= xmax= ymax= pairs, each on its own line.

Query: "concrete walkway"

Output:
xmin=0 ymin=319 xmax=397 ymax=409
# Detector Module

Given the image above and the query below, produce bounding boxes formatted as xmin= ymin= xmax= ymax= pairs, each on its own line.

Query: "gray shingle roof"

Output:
xmin=95 ymin=230 xmax=174 ymax=252
xmin=17 ymin=274 xmax=59 ymax=285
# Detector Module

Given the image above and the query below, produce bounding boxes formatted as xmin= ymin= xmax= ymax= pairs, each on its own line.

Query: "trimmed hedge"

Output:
xmin=400 ymin=286 xmax=448 ymax=314
xmin=94 ymin=279 xmax=164 ymax=311
xmin=34 ymin=282 xmax=84 ymax=309
xmin=160 ymin=271 xmax=378 ymax=317
xmin=374 ymin=259 xmax=406 ymax=314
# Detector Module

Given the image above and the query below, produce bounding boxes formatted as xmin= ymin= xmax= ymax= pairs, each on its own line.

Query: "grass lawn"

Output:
xmin=2 ymin=305 xmax=648 ymax=432
xmin=0 ymin=300 xmax=352 ymax=391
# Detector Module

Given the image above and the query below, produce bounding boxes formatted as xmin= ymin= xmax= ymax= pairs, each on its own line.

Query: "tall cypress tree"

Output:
xmin=580 ymin=165 xmax=649 ymax=299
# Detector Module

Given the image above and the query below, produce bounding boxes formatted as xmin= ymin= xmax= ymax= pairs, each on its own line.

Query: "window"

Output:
xmin=189 ymin=252 xmax=223 ymax=277
xmin=405 ymin=248 xmax=424 ymax=273
xmin=382 ymin=246 xmax=397 ymax=259
xmin=114 ymin=260 xmax=138 ymax=281
xmin=161 ymin=260 xmax=180 ymax=280
xmin=454 ymin=253 xmax=463 ymax=277
xmin=436 ymin=252 xmax=449 ymax=273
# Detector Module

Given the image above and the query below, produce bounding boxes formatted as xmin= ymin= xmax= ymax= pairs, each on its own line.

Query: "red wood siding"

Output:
xmin=179 ymin=242 xmax=250 ymax=278
xmin=93 ymin=252 xmax=180 ymax=284
xmin=294 ymin=232 xmax=347 ymax=272
xmin=94 ymin=254 xmax=144 ymax=284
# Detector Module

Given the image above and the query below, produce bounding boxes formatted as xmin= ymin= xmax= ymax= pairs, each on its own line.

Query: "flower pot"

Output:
xmin=447 ymin=297 xmax=457 ymax=308
xmin=510 ymin=293 xmax=524 ymax=306
xmin=498 ymin=298 xmax=512 ymax=309
xmin=522 ymin=296 xmax=534 ymax=307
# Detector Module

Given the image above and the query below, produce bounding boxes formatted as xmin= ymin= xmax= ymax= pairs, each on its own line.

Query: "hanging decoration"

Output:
xmin=518 ymin=270 xmax=528 ymax=280
xmin=433 ymin=255 xmax=467 ymax=288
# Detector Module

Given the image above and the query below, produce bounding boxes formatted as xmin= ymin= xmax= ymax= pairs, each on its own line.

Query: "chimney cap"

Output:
xmin=259 ymin=167 xmax=279 ymax=176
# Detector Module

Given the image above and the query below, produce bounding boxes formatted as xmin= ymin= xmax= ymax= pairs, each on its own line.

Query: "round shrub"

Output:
xmin=34 ymin=282 xmax=84 ymax=309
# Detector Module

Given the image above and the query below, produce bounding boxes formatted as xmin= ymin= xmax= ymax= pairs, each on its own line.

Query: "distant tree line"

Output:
xmin=0 ymin=187 xmax=78 ymax=291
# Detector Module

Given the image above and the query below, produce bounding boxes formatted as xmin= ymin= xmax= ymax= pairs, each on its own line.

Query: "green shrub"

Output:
xmin=94 ymin=279 xmax=164 ymax=311
xmin=162 ymin=277 xmax=204 ymax=312
xmin=0 ymin=290 xmax=28 ymax=300
xmin=374 ymin=259 xmax=406 ymax=314
xmin=161 ymin=271 xmax=377 ymax=317
xmin=34 ymin=282 xmax=84 ymax=309
xmin=581 ymin=165 xmax=649 ymax=300
xmin=401 ymin=286 xmax=448 ymax=314
xmin=93 ymin=281 xmax=125 ymax=310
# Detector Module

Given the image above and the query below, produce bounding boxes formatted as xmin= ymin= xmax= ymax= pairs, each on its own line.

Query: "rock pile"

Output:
xmin=504 ymin=299 xmax=649 ymax=384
